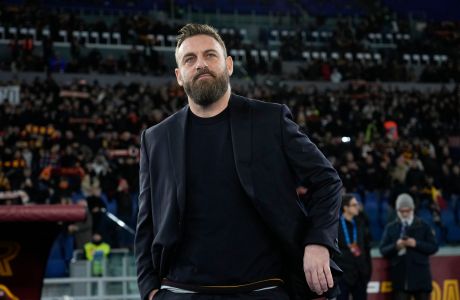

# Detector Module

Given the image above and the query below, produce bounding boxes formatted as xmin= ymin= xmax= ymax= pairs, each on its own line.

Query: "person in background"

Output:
xmin=336 ymin=194 xmax=372 ymax=300
xmin=380 ymin=193 xmax=438 ymax=300
xmin=68 ymin=198 xmax=93 ymax=249
xmin=84 ymin=232 xmax=111 ymax=276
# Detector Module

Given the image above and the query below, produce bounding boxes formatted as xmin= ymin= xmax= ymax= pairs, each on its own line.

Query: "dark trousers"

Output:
xmin=154 ymin=287 xmax=290 ymax=300
xmin=393 ymin=291 xmax=430 ymax=300
xmin=337 ymin=278 xmax=368 ymax=300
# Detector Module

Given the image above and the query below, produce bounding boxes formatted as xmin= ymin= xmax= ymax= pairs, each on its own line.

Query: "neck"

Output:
xmin=343 ymin=212 xmax=354 ymax=221
xmin=188 ymin=87 xmax=231 ymax=118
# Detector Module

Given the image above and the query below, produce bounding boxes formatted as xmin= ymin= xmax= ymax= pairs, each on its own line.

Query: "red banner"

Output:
xmin=368 ymin=257 xmax=460 ymax=300
xmin=0 ymin=205 xmax=86 ymax=300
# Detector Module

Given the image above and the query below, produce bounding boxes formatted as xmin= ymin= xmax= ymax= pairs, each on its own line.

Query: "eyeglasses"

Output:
xmin=398 ymin=208 xmax=413 ymax=213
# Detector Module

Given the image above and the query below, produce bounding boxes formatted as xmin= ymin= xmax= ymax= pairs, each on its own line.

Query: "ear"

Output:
xmin=226 ymin=55 xmax=233 ymax=76
xmin=175 ymin=68 xmax=183 ymax=86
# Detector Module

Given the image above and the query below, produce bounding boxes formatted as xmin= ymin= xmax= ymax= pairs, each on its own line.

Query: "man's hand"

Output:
xmin=396 ymin=239 xmax=406 ymax=250
xmin=67 ymin=224 xmax=78 ymax=233
xmin=303 ymin=244 xmax=333 ymax=295
xmin=404 ymin=238 xmax=417 ymax=248
xmin=148 ymin=289 xmax=159 ymax=300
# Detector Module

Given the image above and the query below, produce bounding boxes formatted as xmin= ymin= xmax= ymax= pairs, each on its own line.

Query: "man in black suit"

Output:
xmin=135 ymin=23 xmax=343 ymax=300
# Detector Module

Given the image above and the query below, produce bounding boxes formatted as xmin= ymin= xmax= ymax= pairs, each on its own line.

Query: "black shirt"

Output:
xmin=167 ymin=105 xmax=282 ymax=285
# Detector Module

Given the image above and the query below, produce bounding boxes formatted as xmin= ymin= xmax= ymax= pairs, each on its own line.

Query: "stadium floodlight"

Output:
xmin=341 ymin=136 xmax=351 ymax=143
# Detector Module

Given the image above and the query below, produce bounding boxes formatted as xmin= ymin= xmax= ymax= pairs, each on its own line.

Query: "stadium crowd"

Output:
xmin=0 ymin=77 xmax=459 ymax=250
xmin=1 ymin=4 xmax=460 ymax=82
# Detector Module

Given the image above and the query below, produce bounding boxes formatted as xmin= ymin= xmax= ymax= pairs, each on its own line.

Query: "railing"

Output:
xmin=43 ymin=249 xmax=139 ymax=300
xmin=42 ymin=277 xmax=140 ymax=300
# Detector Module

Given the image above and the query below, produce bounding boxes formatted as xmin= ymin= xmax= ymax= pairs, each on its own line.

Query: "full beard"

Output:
xmin=183 ymin=68 xmax=229 ymax=107
xmin=397 ymin=212 xmax=414 ymax=224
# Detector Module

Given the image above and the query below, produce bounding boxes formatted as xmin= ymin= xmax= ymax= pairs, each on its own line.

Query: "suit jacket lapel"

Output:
xmin=229 ymin=95 xmax=255 ymax=200
xmin=168 ymin=105 xmax=188 ymax=219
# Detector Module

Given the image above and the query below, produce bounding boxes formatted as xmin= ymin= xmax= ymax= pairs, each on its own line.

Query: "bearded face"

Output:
xmin=182 ymin=66 xmax=229 ymax=107
xmin=175 ymin=34 xmax=233 ymax=107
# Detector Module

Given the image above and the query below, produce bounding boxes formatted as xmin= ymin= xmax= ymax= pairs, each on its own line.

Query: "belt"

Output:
xmin=160 ymin=278 xmax=284 ymax=294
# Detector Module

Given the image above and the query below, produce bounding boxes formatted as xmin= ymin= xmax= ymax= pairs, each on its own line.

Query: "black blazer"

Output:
xmin=380 ymin=217 xmax=438 ymax=292
xmin=135 ymin=94 xmax=343 ymax=300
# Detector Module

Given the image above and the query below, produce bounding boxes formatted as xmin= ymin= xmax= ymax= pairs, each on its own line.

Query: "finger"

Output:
xmin=317 ymin=268 xmax=328 ymax=292
xmin=305 ymin=270 xmax=314 ymax=292
xmin=310 ymin=270 xmax=322 ymax=295
xmin=324 ymin=265 xmax=334 ymax=288
xmin=317 ymin=270 xmax=327 ymax=292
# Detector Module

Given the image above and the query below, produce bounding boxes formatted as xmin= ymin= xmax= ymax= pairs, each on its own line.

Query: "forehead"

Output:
xmin=176 ymin=34 xmax=224 ymax=58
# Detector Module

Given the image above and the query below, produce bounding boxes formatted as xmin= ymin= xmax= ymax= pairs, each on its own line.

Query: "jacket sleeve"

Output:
xmin=280 ymin=105 xmax=342 ymax=253
xmin=379 ymin=224 xmax=398 ymax=257
xmin=134 ymin=129 xmax=160 ymax=300
xmin=414 ymin=223 xmax=438 ymax=255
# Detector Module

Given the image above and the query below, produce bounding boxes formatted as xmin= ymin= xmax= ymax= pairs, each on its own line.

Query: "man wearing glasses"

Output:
xmin=380 ymin=193 xmax=438 ymax=300
xmin=335 ymin=194 xmax=372 ymax=300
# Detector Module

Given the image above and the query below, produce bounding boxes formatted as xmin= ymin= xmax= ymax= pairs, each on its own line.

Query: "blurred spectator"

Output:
xmin=68 ymin=198 xmax=93 ymax=250
xmin=336 ymin=194 xmax=372 ymax=300
xmin=0 ymin=77 xmax=458 ymax=249
xmin=84 ymin=232 xmax=111 ymax=276
xmin=330 ymin=68 xmax=342 ymax=83
xmin=380 ymin=194 xmax=438 ymax=300
xmin=114 ymin=177 xmax=134 ymax=249
xmin=1 ymin=3 xmax=459 ymax=82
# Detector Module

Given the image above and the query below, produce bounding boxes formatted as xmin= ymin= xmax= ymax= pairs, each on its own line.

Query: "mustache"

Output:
xmin=193 ymin=69 xmax=216 ymax=82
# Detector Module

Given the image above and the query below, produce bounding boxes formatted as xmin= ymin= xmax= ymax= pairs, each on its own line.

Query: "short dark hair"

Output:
xmin=341 ymin=193 xmax=356 ymax=212
xmin=175 ymin=23 xmax=227 ymax=64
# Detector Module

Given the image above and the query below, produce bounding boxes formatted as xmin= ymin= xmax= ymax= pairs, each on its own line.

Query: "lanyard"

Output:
xmin=341 ymin=215 xmax=357 ymax=245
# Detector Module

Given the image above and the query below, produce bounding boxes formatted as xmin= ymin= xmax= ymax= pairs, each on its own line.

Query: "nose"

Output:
xmin=196 ymin=56 xmax=208 ymax=70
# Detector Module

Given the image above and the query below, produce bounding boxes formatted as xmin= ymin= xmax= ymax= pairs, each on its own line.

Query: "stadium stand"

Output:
xmin=0 ymin=0 xmax=459 ymax=299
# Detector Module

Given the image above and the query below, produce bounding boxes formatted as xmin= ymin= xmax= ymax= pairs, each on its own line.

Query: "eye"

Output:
xmin=184 ymin=56 xmax=195 ymax=64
